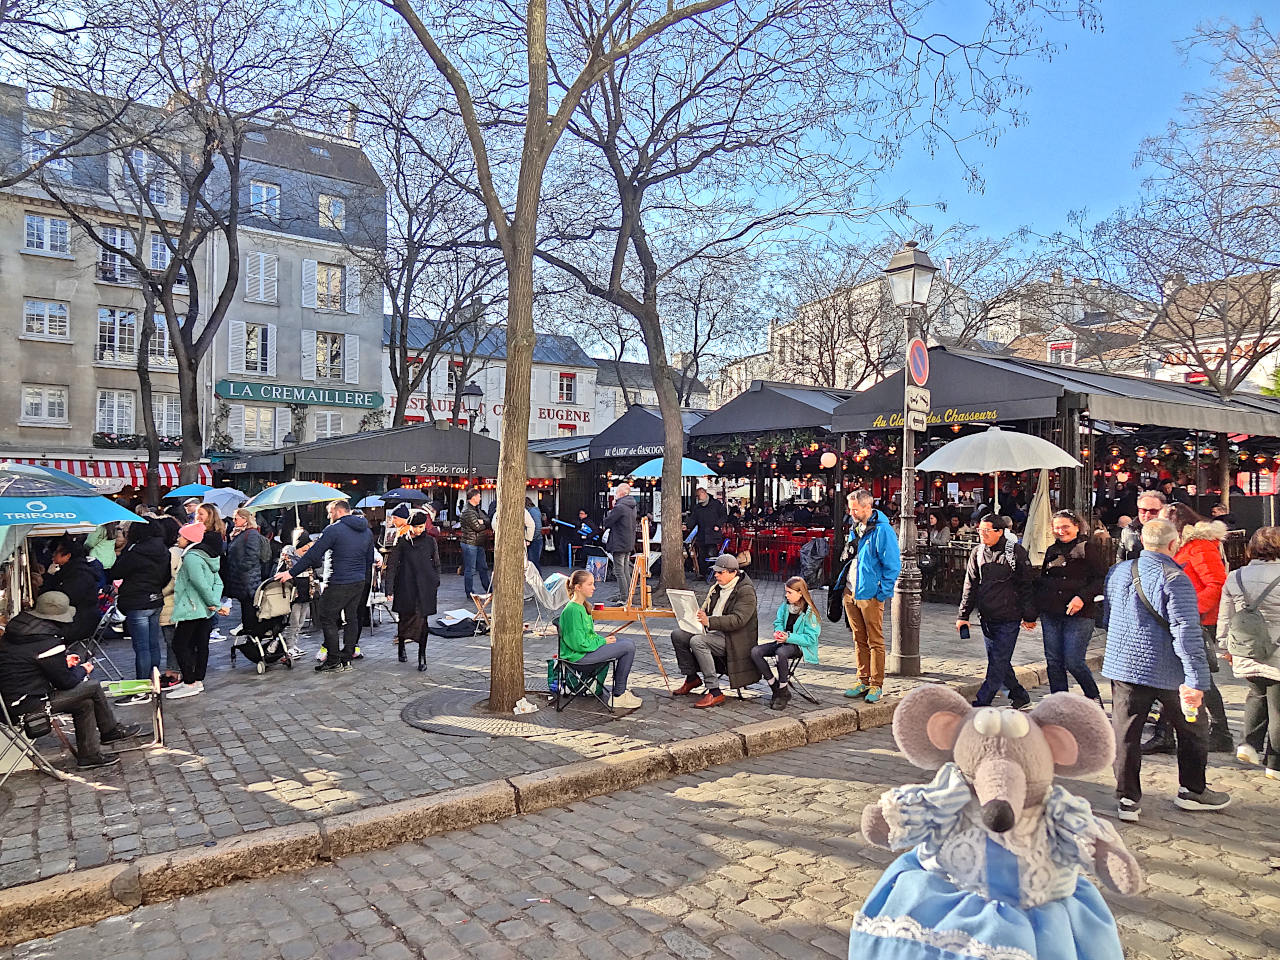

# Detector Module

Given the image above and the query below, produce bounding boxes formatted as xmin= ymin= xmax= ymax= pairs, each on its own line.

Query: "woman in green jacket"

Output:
xmin=560 ymin=570 xmax=642 ymax=709
xmin=168 ymin=523 xmax=224 ymax=701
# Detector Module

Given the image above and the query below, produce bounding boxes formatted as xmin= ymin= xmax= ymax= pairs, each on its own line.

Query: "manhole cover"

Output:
xmin=400 ymin=684 xmax=652 ymax=738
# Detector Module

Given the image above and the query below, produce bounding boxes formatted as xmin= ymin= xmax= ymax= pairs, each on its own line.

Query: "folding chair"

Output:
xmin=547 ymin=617 xmax=614 ymax=713
xmin=71 ymin=599 xmax=125 ymax=682
xmin=102 ymin=668 xmax=164 ymax=750
xmin=524 ymin=560 xmax=569 ymax=636
xmin=0 ymin=693 xmax=68 ymax=789
xmin=778 ymin=657 xmax=820 ymax=705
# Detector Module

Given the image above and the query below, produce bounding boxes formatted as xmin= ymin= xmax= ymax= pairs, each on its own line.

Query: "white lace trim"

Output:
xmin=850 ymin=913 xmax=1036 ymax=960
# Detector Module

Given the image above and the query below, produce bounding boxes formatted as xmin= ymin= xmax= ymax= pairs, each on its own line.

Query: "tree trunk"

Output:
xmin=488 ymin=231 xmax=537 ymax=713
xmin=391 ymin=377 xmax=411 ymax=427
xmin=135 ymin=304 xmax=162 ymax=505
xmin=178 ymin=353 xmax=203 ymax=485
xmin=1217 ymin=431 xmax=1230 ymax=507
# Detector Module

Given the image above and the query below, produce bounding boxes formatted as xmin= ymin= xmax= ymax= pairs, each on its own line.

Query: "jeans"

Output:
xmin=611 ymin=551 xmax=632 ymax=596
xmin=751 ymin=641 xmax=801 ymax=684
xmin=461 ymin=543 xmax=491 ymax=598
xmin=568 ymin=637 xmax=636 ymax=695
xmin=161 ymin=623 xmax=176 ymax=672
xmin=1111 ymin=679 xmax=1208 ymax=801
xmin=974 ymin=620 xmax=1029 ymax=706
xmin=47 ymin=681 xmax=122 ymax=758
xmin=1040 ymin=614 xmax=1100 ymax=701
xmin=173 ymin=617 xmax=213 ymax=684
xmin=527 ymin=535 xmax=544 ymax=571
xmin=124 ymin=607 xmax=162 ymax=681
xmin=1244 ymin=676 xmax=1280 ymax=771
xmin=671 ymin=628 xmax=728 ymax=690
xmin=318 ymin=580 xmax=366 ymax=662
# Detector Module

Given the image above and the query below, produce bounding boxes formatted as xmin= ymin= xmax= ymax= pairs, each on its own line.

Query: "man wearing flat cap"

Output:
xmin=669 ymin=554 xmax=761 ymax=707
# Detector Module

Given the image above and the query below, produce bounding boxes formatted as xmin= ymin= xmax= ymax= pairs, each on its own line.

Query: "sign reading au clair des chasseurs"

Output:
xmin=870 ymin=407 xmax=1000 ymax=429
xmin=215 ymin=380 xmax=383 ymax=409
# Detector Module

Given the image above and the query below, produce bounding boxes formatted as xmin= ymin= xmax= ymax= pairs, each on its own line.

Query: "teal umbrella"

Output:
xmin=163 ymin=482 xmax=213 ymax=500
xmin=630 ymin=457 xmax=717 ymax=478
xmin=243 ymin=481 xmax=349 ymax=512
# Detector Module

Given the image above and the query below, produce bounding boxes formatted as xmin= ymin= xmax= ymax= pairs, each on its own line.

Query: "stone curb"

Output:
xmin=0 ymin=651 xmax=1105 ymax=948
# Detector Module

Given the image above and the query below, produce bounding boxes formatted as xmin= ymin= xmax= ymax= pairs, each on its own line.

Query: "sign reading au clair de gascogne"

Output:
xmin=215 ymin=380 xmax=383 ymax=409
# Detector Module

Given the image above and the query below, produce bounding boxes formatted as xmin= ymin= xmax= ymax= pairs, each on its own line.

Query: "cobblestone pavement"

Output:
xmin=0 ymin=569 xmax=1098 ymax=890
xmin=6 ymin=710 xmax=1278 ymax=959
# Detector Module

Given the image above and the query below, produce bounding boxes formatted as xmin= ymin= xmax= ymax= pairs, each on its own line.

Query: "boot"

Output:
xmin=771 ymin=685 xmax=792 ymax=711
xmin=766 ymin=677 xmax=778 ymax=704
xmin=1208 ymin=725 xmax=1235 ymax=753
xmin=417 ymin=642 xmax=427 ymax=673
xmin=397 ymin=640 xmax=407 ymax=663
xmin=1141 ymin=719 xmax=1176 ymax=755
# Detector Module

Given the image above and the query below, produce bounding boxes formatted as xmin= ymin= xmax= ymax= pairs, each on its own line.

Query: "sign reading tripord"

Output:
xmin=871 ymin=408 xmax=1000 ymax=429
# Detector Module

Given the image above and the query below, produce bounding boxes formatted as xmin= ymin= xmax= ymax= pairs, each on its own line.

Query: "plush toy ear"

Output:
xmin=1030 ymin=692 xmax=1114 ymax=775
xmin=892 ymin=684 xmax=972 ymax=769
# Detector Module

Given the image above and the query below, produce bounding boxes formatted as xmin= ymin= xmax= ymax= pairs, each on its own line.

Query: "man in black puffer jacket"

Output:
xmin=956 ymin=514 xmax=1037 ymax=709
xmin=42 ymin=538 xmax=103 ymax=643
xmin=111 ymin=520 xmax=172 ymax=684
xmin=0 ymin=592 xmax=140 ymax=768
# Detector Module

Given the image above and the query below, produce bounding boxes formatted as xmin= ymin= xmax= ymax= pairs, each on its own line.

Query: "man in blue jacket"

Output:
xmin=277 ymin=499 xmax=374 ymax=672
xmin=839 ymin=489 xmax=901 ymax=704
xmin=1102 ymin=517 xmax=1230 ymax=822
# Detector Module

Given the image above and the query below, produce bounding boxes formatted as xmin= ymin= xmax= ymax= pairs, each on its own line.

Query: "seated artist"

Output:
xmin=669 ymin=554 xmax=761 ymax=708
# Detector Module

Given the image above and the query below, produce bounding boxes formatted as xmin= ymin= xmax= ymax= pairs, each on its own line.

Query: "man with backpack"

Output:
xmin=1101 ymin=517 xmax=1230 ymax=822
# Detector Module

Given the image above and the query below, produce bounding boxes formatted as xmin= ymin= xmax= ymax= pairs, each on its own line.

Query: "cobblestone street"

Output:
xmin=0 ymin=571 xmax=1091 ymax=892
xmin=6 ymin=711 xmax=1277 ymax=960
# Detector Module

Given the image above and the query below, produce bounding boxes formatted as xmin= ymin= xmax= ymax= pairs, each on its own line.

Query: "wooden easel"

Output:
xmin=591 ymin=518 xmax=674 ymax=690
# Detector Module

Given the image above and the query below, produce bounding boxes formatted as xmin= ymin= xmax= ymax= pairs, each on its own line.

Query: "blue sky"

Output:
xmin=871 ymin=1 xmax=1268 ymax=241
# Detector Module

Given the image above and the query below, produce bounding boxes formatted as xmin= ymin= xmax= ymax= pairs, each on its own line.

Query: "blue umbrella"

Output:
xmin=354 ymin=495 xmax=385 ymax=509
xmin=629 ymin=457 xmax=717 ymax=478
xmin=0 ymin=462 xmax=98 ymax=498
xmin=163 ymin=482 xmax=213 ymax=500
xmin=0 ymin=495 xmax=138 ymax=528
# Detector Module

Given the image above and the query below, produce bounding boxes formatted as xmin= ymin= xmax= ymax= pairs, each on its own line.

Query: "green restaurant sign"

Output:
xmin=215 ymin=380 xmax=383 ymax=409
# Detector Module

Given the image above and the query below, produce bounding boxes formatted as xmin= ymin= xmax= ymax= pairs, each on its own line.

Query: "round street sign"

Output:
xmin=907 ymin=338 xmax=929 ymax=386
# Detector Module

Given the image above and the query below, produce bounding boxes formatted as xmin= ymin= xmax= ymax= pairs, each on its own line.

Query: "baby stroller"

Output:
xmin=230 ymin=578 xmax=296 ymax=675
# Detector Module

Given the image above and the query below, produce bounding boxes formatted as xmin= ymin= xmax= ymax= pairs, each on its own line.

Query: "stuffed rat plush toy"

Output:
xmin=850 ymin=686 xmax=1141 ymax=960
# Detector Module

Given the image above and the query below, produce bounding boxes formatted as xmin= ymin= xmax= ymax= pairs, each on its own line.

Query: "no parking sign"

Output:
xmin=907 ymin=338 xmax=929 ymax=386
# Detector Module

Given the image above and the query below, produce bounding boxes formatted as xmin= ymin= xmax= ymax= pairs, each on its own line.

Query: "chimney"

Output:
xmin=1051 ymin=267 xmax=1063 ymax=284
xmin=344 ymin=103 xmax=358 ymax=140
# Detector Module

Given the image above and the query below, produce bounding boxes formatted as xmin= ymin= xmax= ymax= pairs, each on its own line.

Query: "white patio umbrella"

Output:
xmin=916 ymin=426 xmax=1081 ymax=514
xmin=1021 ymin=468 xmax=1055 ymax=565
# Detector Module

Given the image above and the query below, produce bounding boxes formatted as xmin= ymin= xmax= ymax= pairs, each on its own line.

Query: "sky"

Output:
xmin=870 ymin=0 xmax=1269 ymax=242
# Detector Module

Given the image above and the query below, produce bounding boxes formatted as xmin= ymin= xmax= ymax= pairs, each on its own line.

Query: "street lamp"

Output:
xmin=883 ymin=240 xmax=938 ymax=678
xmin=462 ymin=381 xmax=484 ymax=486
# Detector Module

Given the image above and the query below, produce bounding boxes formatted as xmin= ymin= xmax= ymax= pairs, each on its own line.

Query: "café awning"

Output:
xmin=589 ymin=405 xmax=706 ymax=460
xmin=832 ymin=346 xmax=1280 ymax=437
xmin=222 ymin=423 xmax=565 ymax=479
xmin=689 ymin=381 xmax=854 ymax=438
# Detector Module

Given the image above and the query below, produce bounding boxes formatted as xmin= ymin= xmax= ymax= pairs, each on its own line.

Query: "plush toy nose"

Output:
xmin=982 ymin=799 xmax=1016 ymax=833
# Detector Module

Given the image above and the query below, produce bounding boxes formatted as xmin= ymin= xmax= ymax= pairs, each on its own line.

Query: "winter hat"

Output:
xmin=408 ymin=509 xmax=430 ymax=527
xmin=179 ymin=521 xmax=205 ymax=544
xmin=390 ymin=503 xmax=411 ymax=520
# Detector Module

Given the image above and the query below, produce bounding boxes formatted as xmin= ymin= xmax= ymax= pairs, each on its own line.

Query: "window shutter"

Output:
xmin=344 ymin=265 xmax=361 ymax=314
xmin=265 ymin=323 xmax=277 ymax=377
xmin=264 ymin=254 xmax=278 ymax=303
xmin=300 ymin=328 xmax=316 ymax=382
xmin=229 ymin=404 xmax=245 ymax=449
xmin=344 ymin=333 xmax=360 ymax=384
xmin=275 ymin=406 xmax=291 ymax=447
xmin=245 ymin=253 xmax=261 ymax=300
xmin=301 ymin=259 xmax=317 ymax=309
xmin=228 ymin=320 xmax=247 ymax=374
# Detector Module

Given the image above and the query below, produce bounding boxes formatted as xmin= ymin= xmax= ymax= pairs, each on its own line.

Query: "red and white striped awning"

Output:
xmin=7 ymin=458 xmax=212 ymax=486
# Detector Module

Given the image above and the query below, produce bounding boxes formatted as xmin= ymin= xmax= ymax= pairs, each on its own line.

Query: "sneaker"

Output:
xmin=166 ymin=681 xmax=204 ymax=700
xmin=159 ymin=674 xmax=182 ymax=690
xmin=1117 ymin=798 xmax=1140 ymax=823
xmin=1010 ymin=696 xmax=1032 ymax=712
xmin=844 ymin=683 xmax=870 ymax=700
xmin=315 ymin=659 xmax=341 ymax=673
xmin=352 ymin=647 xmax=364 ymax=660
xmin=78 ymin=753 xmax=122 ymax=770
xmin=1266 ymin=768 xmax=1280 ymax=781
xmin=118 ymin=694 xmax=151 ymax=707
xmin=1237 ymin=744 xmax=1261 ymax=765
xmin=612 ymin=691 xmax=643 ymax=710
xmin=864 ymin=687 xmax=882 ymax=704
xmin=1173 ymin=786 xmax=1231 ymax=812
xmin=209 ymin=630 xmax=225 ymax=643
xmin=100 ymin=723 xmax=142 ymax=744
xmin=339 ymin=660 xmax=354 ymax=672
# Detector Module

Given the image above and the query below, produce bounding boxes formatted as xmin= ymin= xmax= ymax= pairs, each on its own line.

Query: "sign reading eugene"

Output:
xmin=872 ymin=407 xmax=1000 ymax=429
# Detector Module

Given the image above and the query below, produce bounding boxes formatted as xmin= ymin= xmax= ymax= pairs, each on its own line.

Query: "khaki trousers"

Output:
xmin=843 ymin=591 xmax=885 ymax=687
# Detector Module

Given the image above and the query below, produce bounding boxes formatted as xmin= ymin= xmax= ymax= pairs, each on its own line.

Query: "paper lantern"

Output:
xmin=819 ymin=451 xmax=837 ymax=469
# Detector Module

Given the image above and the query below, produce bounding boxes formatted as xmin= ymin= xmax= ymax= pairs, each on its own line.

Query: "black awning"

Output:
xmin=832 ymin=347 xmax=1062 ymax=432
xmin=588 ymin=406 xmax=706 ymax=460
xmin=689 ymin=382 xmax=854 ymax=438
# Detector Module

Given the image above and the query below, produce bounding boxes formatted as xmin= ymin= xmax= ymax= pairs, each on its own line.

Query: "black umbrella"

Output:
xmin=381 ymin=487 xmax=429 ymax=505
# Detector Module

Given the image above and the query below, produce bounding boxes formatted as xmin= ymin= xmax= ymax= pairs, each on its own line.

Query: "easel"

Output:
xmin=591 ymin=518 xmax=674 ymax=691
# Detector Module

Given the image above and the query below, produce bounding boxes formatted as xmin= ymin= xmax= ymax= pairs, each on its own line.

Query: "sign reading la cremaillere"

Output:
xmin=216 ymin=380 xmax=383 ymax=409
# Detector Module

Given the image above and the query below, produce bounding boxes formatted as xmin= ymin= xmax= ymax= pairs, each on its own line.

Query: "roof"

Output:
xmin=588 ymin=405 xmax=706 ymax=460
xmin=1003 ymin=323 xmax=1143 ymax=369
xmin=831 ymin=345 xmax=1280 ymax=436
xmin=384 ymin=316 xmax=597 ymax=368
xmin=689 ymin=381 xmax=855 ymax=438
xmin=529 ymin=434 xmax=595 ymax=460
xmin=242 ymin=125 xmax=382 ymax=188
xmin=593 ymin=359 xmax=710 ymax=396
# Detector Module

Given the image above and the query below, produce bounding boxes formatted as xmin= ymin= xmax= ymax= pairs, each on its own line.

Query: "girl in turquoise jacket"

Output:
xmin=558 ymin=570 xmax=642 ymax=710
xmin=751 ymin=576 xmax=821 ymax=710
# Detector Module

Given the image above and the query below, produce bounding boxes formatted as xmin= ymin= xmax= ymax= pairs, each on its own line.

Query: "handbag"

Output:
xmin=1130 ymin=560 xmax=1218 ymax=673
xmin=736 ymin=549 xmax=752 ymax=567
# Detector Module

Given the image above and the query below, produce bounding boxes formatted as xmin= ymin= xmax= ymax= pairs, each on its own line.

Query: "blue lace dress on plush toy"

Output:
xmin=848 ymin=762 xmax=1125 ymax=960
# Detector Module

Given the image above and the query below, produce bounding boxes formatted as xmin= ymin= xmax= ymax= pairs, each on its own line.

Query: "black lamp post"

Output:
xmin=462 ymin=381 xmax=484 ymax=485
xmin=883 ymin=240 xmax=938 ymax=678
